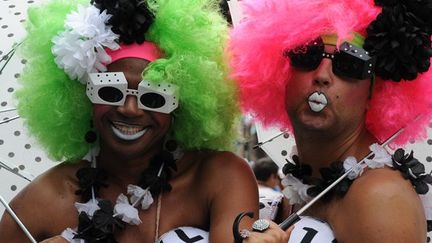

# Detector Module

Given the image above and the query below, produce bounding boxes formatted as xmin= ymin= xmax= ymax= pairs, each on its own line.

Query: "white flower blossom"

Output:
xmin=364 ymin=143 xmax=393 ymax=169
xmin=343 ymin=156 xmax=365 ymax=180
xmin=114 ymin=194 xmax=142 ymax=225
xmin=128 ymin=184 xmax=154 ymax=210
xmin=52 ymin=5 xmax=119 ymax=83
xmin=74 ymin=199 xmax=100 ymax=217
xmin=61 ymin=228 xmax=84 ymax=243
xmin=281 ymin=174 xmax=312 ymax=204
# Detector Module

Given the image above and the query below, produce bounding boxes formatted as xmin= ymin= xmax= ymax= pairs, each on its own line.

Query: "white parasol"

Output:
xmin=0 ymin=0 xmax=57 ymax=217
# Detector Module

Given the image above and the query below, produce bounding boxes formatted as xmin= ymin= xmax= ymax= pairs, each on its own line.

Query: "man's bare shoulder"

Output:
xmin=333 ymin=168 xmax=426 ymax=242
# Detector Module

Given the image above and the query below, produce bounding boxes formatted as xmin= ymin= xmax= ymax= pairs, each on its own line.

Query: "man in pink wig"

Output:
xmin=230 ymin=0 xmax=432 ymax=242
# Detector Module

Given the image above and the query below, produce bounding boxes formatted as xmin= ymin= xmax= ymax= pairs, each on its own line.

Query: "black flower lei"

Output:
xmin=283 ymin=149 xmax=432 ymax=202
xmin=282 ymin=155 xmax=353 ymax=203
xmin=73 ymin=151 xmax=177 ymax=242
xmin=392 ymin=148 xmax=432 ymax=194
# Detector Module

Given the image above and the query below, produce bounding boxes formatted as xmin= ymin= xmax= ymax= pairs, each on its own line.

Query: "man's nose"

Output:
xmin=312 ymin=58 xmax=333 ymax=87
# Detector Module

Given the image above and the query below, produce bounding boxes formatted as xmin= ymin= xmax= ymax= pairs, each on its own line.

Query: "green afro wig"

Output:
xmin=16 ymin=0 xmax=239 ymax=161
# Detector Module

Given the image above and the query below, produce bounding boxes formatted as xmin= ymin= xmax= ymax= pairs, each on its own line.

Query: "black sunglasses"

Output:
xmin=286 ymin=38 xmax=376 ymax=80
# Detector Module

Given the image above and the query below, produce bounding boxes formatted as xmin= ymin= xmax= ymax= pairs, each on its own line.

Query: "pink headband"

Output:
xmin=106 ymin=42 xmax=163 ymax=63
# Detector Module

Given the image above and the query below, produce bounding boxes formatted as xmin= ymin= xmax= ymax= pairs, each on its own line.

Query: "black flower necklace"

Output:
xmin=281 ymin=146 xmax=432 ymax=233
xmin=63 ymin=150 xmax=179 ymax=243
xmin=282 ymin=147 xmax=432 ymax=203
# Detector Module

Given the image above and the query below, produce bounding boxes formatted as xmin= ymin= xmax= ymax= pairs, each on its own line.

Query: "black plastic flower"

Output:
xmin=74 ymin=200 xmax=125 ymax=243
xmin=317 ymin=161 xmax=353 ymax=200
xmin=91 ymin=0 xmax=155 ymax=44
xmin=219 ymin=0 xmax=232 ymax=25
xmin=392 ymin=148 xmax=432 ymax=194
xmin=404 ymin=0 xmax=432 ymax=33
xmin=75 ymin=167 xmax=108 ymax=201
xmin=138 ymin=151 xmax=177 ymax=197
xmin=364 ymin=4 xmax=432 ymax=81
xmin=92 ymin=200 xmax=125 ymax=235
xmin=282 ymin=155 xmax=312 ymax=179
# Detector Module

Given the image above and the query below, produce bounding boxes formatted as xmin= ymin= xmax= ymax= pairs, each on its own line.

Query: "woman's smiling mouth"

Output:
xmin=111 ymin=121 xmax=148 ymax=141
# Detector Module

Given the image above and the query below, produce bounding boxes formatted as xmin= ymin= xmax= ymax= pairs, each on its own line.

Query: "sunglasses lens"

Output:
xmin=98 ymin=87 xmax=124 ymax=103
xmin=287 ymin=39 xmax=324 ymax=70
xmin=140 ymin=93 xmax=166 ymax=109
xmin=333 ymin=43 xmax=375 ymax=80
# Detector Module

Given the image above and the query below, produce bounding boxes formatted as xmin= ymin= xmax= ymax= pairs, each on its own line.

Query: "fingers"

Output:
xmin=39 ymin=235 xmax=68 ymax=243
xmin=243 ymin=220 xmax=290 ymax=243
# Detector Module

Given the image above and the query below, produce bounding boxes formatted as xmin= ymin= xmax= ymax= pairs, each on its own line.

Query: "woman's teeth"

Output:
xmin=111 ymin=122 xmax=147 ymax=141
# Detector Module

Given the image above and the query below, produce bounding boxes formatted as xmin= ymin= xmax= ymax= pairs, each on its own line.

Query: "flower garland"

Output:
xmin=281 ymin=144 xmax=432 ymax=232
xmin=61 ymin=150 xmax=180 ymax=242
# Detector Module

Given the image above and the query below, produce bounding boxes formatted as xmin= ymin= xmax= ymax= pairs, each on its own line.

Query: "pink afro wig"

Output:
xmin=229 ymin=0 xmax=432 ymax=146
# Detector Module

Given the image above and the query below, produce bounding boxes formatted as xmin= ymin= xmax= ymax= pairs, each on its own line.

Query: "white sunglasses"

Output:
xmin=86 ymin=72 xmax=178 ymax=114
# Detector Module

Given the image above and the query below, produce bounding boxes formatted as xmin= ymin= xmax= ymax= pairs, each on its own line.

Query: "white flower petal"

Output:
xmin=281 ymin=174 xmax=312 ymax=204
xmin=114 ymin=194 xmax=142 ymax=225
xmin=61 ymin=228 xmax=84 ymax=243
xmin=365 ymin=143 xmax=393 ymax=169
xmin=140 ymin=191 xmax=154 ymax=210
xmin=74 ymin=199 xmax=100 ymax=217
xmin=127 ymin=184 xmax=154 ymax=210
xmin=52 ymin=5 xmax=119 ymax=83
xmin=343 ymin=156 xmax=365 ymax=180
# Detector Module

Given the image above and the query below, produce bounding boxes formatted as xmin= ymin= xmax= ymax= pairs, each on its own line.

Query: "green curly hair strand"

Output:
xmin=16 ymin=0 xmax=239 ymax=161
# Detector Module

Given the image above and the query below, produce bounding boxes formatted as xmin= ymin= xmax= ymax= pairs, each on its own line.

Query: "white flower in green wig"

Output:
xmin=52 ymin=5 xmax=119 ymax=83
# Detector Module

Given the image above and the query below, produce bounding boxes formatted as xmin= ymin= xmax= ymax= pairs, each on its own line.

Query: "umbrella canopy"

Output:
xmin=0 ymin=0 xmax=56 ymax=216
xmin=254 ymin=123 xmax=295 ymax=169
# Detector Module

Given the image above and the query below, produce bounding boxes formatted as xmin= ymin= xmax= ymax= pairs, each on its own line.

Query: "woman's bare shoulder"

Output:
xmin=1 ymin=161 xmax=88 ymax=240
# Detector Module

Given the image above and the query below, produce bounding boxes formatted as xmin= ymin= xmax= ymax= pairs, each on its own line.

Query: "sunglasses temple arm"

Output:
xmin=0 ymin=195 xmax=37 ymax=243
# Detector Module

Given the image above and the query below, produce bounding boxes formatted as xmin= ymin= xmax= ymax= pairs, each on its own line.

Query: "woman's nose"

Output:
xmin=117 ymin=95 xmax=144 ymax=117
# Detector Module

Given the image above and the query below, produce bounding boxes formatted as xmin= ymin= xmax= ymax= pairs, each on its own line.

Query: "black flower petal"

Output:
xmin=91 ymin=0 xmax=155 ymax=44
xmin=364 ymin=5 xmax=432 ymax=81
xmin=219 ymin=0 xmax=232 ymax=25
xmin=75 ymin=167 xmax=108 ymax=201
xmin=282 ymin=155 xmax=312 ymax=178
xmin=392 ymin=149 xmax=432 ymax=194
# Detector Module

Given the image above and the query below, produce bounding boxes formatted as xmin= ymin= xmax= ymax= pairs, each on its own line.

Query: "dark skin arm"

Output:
xmin=200 ymin=151 xmax=293 ymax=243
xmin=200 ymin=152 xmax=259 ymax=243
xmin=0 ymin=163 xmax=80 ymax=242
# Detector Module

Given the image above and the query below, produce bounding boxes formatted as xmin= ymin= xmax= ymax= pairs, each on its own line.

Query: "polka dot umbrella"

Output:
xmin=0 ymin=0 xmax=56 ymax=217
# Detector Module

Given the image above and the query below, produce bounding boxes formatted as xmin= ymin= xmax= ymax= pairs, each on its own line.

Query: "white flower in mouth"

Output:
xmin=111 ymin=121 xmax=148 ymax=141
xmin=308 ymin=92 xmax=328 ymax=113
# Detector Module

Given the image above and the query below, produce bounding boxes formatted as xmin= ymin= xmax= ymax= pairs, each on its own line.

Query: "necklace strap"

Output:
xmin=155 ymin=193 xmax=163 ymax=242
